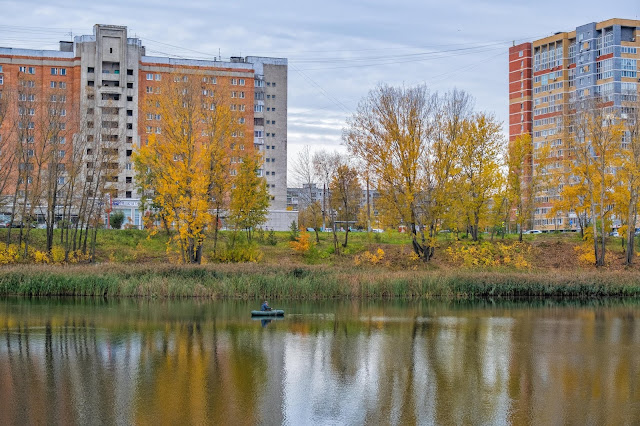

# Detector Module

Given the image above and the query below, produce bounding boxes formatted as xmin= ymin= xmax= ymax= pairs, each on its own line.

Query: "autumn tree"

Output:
xmin=227 ymin=151 xmax=270 ymax=241
xmin=430 ymin=89 xmax=474 ymax=237
xmin=135 ymin=73 xmax=241 ymax=263
xmin=201 ymin=88 xmax=238 ymax=254
xmin=313 ymin=150 xmax=341 ymax=252
xmin=344 ymin=84 xmax=438 ymax=260
xmin=453 ymin=113 xmax=505 ymax=241
xmin=0 ymin=85 xmax=17 ymax=220
xmin=292 ymin=145 xmax=322 ymax=242
xmin=563 ymin=96 xmax=623 ymax=266
xmin=617 ymin=96 xmax=640 ymax=264
xmin=329 ymin=163 xmax=361 ymax=247
xmin=507 ymin=133 xmax=550 ymax=241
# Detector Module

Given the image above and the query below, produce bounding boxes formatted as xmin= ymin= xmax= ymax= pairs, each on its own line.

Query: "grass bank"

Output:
xmin=1 ymin=264 xmax=640 ymax=300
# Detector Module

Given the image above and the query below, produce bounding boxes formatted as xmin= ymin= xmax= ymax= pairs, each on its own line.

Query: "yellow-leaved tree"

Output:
xmin=344 ymin=84 xmax=437 ymax=260
xmin=227 ymin=151 xmax=270 ymax=242
xmin=563 ymin=96 xmax=623 ymax=266
xmin=617 ymin=97 xmax=640 ymax=264
xmin=454 ymin=113 xmax=505 ymax=241
xmin=134 ymin=73 xmax=240 ymax=263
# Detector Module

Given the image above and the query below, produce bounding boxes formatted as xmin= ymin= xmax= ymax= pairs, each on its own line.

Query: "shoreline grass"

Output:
xmin=1 ymin=264 xmax=640 ymax=300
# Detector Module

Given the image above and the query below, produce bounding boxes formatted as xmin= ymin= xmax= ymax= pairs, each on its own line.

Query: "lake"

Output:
xmin=1 ymin=297 xmax=639 ymax=425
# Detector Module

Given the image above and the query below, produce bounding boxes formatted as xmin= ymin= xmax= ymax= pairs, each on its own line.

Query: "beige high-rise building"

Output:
xmin=0 ymin=24 xmax=295 ymax=229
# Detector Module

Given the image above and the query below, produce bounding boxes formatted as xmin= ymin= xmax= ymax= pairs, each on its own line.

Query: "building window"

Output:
xmin=146 ymin=73 xmax=153 ymax=80
xmin=146 ymin=86 xmax=153 ymax=93
xmin=255 ymin=105 xmax=263 ymax=112
xmin=126 ymin=191 xmax=132 ymax=199
xmin=239 ymin=79 xmax=245 ymax=86
xmin=155 ymin=74 xmax=161 ymax=81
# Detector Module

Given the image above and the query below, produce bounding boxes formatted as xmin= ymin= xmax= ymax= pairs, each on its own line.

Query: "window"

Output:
xmin=255 ymin=105 xmax=263 ymax=112
xmin=0 ymin=75 xmax=2 ymax=85
xmin=231 ymin=78 xmax=237 ymax=85
xmin=146 ymin=86 xmax=153 ymax=93
xmin=0 ymin=65 xmax=3 ymax=72
xmin=255 ymin=79 xmax=264 ymax=87
xmin=125 ymin=191 xmax=132 ymax=199
xmin=147 ymin=73 xmax=153 ymax=80
xmin=239 ymin=79 xmax=245 ymax=86
xmin=272 ymin=82 xmax=276 ymax=87
xmin=125 ymin=162 xmax=132 ymax=170
xmin=155 ymin=74 xmax=161 ymax=81
xmin=519 ymin=51 xmax=524 ymax=57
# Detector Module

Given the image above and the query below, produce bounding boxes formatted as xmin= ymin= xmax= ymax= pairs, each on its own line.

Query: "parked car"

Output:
xmin=523 ymin=230 xmax=542 ymax=234
xmin=372 ymin=228 xmax=384 ymax=233
xmin=306 ymin=227 xmax=315 ymax=232
xmin=0 ymin=215 xmax=10 ymax=228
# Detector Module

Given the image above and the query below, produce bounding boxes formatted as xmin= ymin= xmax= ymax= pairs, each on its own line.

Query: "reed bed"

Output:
xmin=1 ymin=264 xmax=640 ymax=300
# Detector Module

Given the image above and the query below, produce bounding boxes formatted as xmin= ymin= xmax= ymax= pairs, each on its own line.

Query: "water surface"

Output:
xmin=1 ymin=297 xmax=639 ymax=425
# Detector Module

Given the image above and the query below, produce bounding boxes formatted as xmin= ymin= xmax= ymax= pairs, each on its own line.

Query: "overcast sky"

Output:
xmin=1 ymin=1 xmax=639 ymax=185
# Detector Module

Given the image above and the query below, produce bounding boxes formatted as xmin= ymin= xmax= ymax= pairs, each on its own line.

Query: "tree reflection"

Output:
xmin=0 ymin=298 xmax=639 ymax=424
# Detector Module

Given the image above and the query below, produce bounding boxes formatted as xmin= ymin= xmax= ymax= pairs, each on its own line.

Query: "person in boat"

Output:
xmin=261 ymin=300 xmax=272 ymax=311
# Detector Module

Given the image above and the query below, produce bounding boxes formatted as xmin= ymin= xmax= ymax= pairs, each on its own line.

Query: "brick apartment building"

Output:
xmin=509 ymin=18 xmax=640 ymax=231
xmin=0 ymin=24 xmax=295 ymax=230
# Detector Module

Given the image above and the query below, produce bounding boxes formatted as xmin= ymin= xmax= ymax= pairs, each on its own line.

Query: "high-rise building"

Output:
xmin=509 ymin=18 xmax=640 ymax=231
xmin=0 ymin=24 xmax=295 ymax=229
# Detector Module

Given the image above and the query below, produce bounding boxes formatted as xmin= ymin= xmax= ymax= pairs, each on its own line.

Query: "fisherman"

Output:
xmin=261 ymin=300 xmax=272 ymax=311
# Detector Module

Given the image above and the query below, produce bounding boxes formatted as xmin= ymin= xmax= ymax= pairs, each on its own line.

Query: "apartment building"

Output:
xmin=0 ymin=24 xmax=295 ymax=229
xmin=509 ymin=18 xmax=640 ymax=231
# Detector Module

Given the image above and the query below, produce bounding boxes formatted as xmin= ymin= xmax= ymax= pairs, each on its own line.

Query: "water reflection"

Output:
xmin=0 ymin=298 xmax=639 ymax=424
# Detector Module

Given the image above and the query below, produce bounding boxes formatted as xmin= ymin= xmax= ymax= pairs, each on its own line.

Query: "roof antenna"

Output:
xmin=218 ymin=48 xmax=221 ymax=60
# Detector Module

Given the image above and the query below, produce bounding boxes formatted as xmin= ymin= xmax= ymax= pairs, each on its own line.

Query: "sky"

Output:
xmin=1 ymin=0 xmax=639 ymax=185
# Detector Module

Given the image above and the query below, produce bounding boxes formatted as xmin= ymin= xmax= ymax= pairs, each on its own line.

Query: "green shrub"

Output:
xmin=266 ymin=229 xmax=278 ymax=246
xmin=289 ymin=221 xmax=299 ymax=241
xmin=110 ymin=211 xmax=125 ymax=230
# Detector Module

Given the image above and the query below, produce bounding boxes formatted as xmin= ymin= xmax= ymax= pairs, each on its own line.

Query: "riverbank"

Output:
xmin=1 ymin=264 xmax=640 ymax=299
